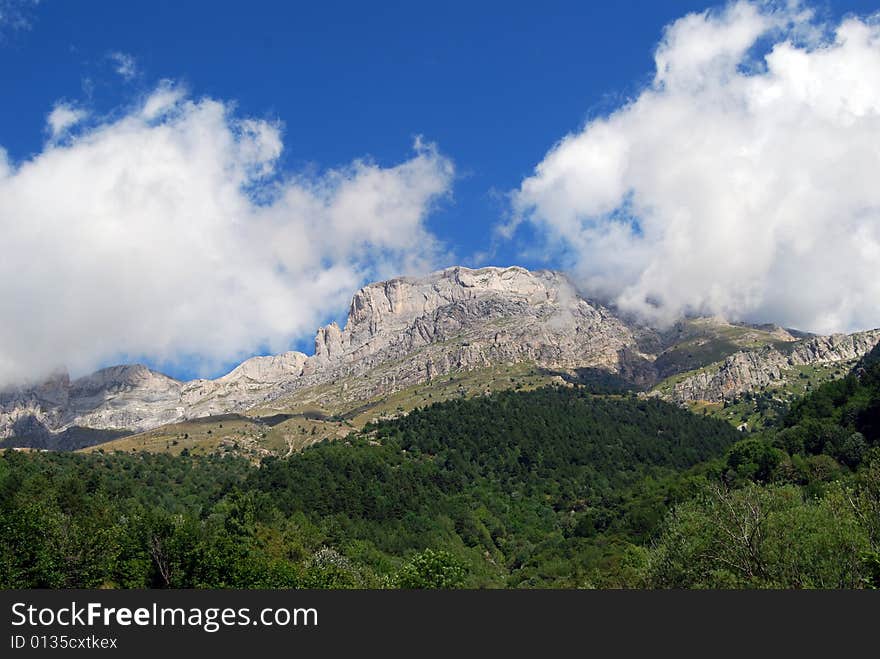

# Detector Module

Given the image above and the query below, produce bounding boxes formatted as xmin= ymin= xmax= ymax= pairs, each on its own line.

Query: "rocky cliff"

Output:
xmin=2 ymin=265 xmax=879 ymax=445
xmin=1 ymin=266 xmax=644 ymax=440
xmin=184 ymin=266 xmax=649 ymax=416
xmin=0 ymin=365 xmax=184 ymax=442
xmin=307 ymin=266 xmax=643 ymax=378
xmin=661 ymin=330 xmax=880 ymax=403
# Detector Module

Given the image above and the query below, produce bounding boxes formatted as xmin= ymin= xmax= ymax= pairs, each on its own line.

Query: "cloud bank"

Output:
xmin=513 ymin=1 xmax=880 ymax=334
xmin=0 ymin=85 xmax=453 ymax=386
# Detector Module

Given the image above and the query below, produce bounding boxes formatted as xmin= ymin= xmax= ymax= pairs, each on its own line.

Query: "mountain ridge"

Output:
xmin=3 ymin=264 xmax=879 ymax=449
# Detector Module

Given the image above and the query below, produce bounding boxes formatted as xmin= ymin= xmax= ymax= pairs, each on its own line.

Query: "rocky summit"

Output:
xmin=2 ymin=265 xmax=879 ymax=449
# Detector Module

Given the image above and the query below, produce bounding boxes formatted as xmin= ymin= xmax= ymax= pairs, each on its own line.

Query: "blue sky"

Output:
xmin=2 ymin=0 xmax=880 ymax=382
xmin=0 ymin=0 xmax=722 ymax=267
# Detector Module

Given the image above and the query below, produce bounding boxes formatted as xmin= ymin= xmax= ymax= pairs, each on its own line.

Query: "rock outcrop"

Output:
xmin=663 ymin=330 xmax=880 ymax=403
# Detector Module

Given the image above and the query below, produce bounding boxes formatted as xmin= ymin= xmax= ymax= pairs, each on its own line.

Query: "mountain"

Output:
xmin=2 ymin=266 xmax=642 ymax=445
xmin=2 ymin=264 xmax=879 ymax=451
xmin=0 ymin=365 xmax=183 ymax=449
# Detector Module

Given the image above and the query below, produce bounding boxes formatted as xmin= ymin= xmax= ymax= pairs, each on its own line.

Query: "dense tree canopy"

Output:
xmin=2 ymin=350 xmax=880 ymax=589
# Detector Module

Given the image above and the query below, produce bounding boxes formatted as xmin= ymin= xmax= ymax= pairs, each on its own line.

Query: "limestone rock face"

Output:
xmin=286 ymin=266 xmax=644 ymax=404
xmin=664 ymin=330 xmax=880 ymax=403
xmin=312 ymin=323 xmax=345 ymax=364
xmin=218 ymin=351 xmax=308 ymax=383
xmin=334 ymin=266 xmax=637 ymax=369
xmin=181 ymin=351 xmax=309 ymax=418
xmin=2 ymin=264 xmax=879 ymax=444
xmin=0 ymin=365 xmax=184 ymax=438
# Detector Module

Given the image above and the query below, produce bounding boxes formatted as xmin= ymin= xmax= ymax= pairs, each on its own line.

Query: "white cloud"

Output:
xmin=0 ymin=85 xmax=453 ymax=386
xmin=513 ymin=1 xmax=880 ymax=334
xmin=109 ymin=51 xmax=138 ymax=80
xmin=46 ymin=103 xmax=87 ymax=138
xmin=141 ymin=80 xmax=186 ymax=120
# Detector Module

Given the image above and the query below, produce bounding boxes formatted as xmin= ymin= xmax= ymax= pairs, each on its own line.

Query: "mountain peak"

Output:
xmin=343 ymin=265 xmax=573 ymax=347
xmin=217 ymin=351 xmax=308 ymax=384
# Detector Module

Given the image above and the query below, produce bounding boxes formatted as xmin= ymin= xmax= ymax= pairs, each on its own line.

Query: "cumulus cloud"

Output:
xmin=0 ymin=85 xmax=453 ymax=386
xmin=109 ymin=51 xmax=138 ymax=80
xmin=513 ymin=0 xmax=880 ymax=334
xmin=46 ymin=103 xmax=87 ymax=138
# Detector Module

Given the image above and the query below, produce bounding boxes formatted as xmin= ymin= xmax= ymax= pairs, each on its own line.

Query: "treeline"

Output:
xmin=2 ymin=347 xmax=880 ymax=589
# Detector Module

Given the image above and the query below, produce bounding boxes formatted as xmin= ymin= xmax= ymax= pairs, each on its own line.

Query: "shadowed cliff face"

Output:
xmin=662 ymin=330 xmax=880 ymax=403
xmin=2 ymin=265 xmax=879 ymax=447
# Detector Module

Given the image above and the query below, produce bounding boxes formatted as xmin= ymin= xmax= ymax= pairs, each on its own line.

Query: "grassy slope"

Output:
xmin=84 ymin=363 xmax=562 ymax=457
xmin=652 ymin=358 xmax=857 ymax=431
xmin=699 ymin=361 xmax=857 ymax=430
xmin=651 ymin=318 xmax=796 ymax=378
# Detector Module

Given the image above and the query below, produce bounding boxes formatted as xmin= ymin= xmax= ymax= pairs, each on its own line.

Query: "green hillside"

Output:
xmin=2 ymin=349 xmax=878 ymax=589
xmin=1 ymin=388 xmax=738 ymax=588
xmin=646 ymin=342 xmax=880 ymax=588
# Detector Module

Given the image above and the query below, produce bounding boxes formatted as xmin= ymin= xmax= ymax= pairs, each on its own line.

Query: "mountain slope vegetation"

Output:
xmin=1 ymin=389 xmax=738 ymax=587
xmin=2 ymin=348 xmax=879 ymax=589
xmin=646 ymin=342 xmax=880 ymax=588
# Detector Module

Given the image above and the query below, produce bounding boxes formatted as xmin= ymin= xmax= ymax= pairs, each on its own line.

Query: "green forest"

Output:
xmin=2 ymin=344 xmax=879 ymax=589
